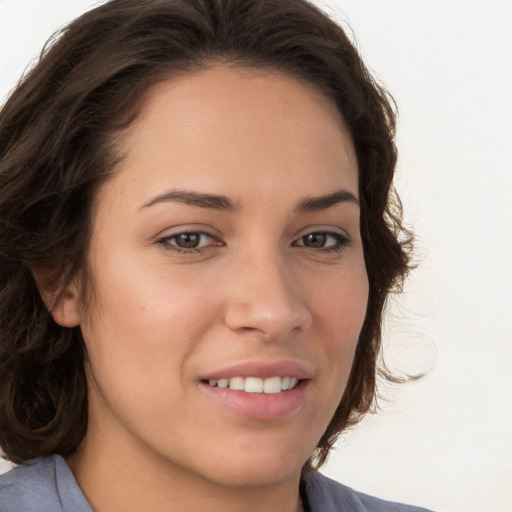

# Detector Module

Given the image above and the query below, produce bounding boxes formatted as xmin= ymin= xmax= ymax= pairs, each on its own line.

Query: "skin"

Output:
xmin=54 ymin=66 xmax=369 ymax=512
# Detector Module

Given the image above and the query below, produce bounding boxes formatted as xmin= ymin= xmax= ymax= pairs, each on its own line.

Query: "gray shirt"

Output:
xmin=0 ymin=455 xmax=432 ymax=511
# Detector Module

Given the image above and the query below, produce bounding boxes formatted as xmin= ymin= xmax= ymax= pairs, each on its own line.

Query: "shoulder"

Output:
xmin=302 ymin=471 xmax=433 ymax=512
xmin=0 ymin=457 xmax=59 ymax=512
xmin=0 ymin=455 xmax=91 ymax=512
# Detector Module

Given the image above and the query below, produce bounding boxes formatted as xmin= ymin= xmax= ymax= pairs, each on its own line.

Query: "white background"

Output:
xmin=1 ymin=1 xmax=511 ymax=511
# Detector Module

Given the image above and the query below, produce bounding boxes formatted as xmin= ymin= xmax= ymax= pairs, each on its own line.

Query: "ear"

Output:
xmin=33 ymin=270 xmax=82 ymax=328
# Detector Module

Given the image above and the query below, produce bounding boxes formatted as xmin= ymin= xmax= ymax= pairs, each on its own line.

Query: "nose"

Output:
xmin=223 ymin=250 xmax=312 ymax=343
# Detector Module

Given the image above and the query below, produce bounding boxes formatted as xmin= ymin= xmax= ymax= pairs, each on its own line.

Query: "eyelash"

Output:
xmin=157 ymin=231 xmax=217 ymax=254
xmin=293 ymin=231 xmax=351 ymax=253
xmin=157 ymin=230 xmax=351 ymax=254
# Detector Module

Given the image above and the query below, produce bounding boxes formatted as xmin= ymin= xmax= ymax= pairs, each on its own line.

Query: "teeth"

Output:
xmin=263 ymin=376 xmax=281 ymax=394
xmin=245 ymin=377 xmax=263 ymax=393
xmin=228 ymin=377 xmax=245 ymax=391
xmin=207 ymin=376 xmax=300 ymax=393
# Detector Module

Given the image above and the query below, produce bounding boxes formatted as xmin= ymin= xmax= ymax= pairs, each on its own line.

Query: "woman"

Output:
xmin=0 ymin=0 xmax=429 ymax=510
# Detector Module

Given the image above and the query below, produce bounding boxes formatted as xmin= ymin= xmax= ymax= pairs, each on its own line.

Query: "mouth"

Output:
xmin=199 ymin=360 xmax=312 ymax=419
xmin=204 ymin=376 xmax=300 ymax=394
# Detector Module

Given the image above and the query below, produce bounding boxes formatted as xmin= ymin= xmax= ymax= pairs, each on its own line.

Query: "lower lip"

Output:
xmin=199 ymin=380 xmax=308 ymax=420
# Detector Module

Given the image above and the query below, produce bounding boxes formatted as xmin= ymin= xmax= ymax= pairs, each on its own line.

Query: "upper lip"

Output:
xmin=200 ymin=359 xmax=313 ymax=381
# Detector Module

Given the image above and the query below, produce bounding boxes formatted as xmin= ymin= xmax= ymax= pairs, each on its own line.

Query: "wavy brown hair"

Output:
xmin=0 ymin=0 xmax=411 ymax=468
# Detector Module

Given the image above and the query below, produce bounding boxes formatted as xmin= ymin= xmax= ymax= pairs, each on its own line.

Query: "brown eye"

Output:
xmin=158 ymin=231 xmax=216 ymax=252
xmin=301 ymin=233 xmax=328 ymax=248
xmin=294 ymin=231 xmax=351 ymax=252
xmin=174 ymin=233 xmax=202 ymax=249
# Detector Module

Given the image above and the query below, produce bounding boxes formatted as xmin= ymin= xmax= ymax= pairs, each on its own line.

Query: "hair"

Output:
xmin=0 ymin=0 xmax=412 ymax=468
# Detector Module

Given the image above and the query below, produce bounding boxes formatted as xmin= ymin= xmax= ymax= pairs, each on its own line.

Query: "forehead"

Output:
xmin=103 ymin=65 xmax=358 ymax=210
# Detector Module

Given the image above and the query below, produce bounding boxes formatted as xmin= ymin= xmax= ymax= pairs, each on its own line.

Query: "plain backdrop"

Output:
xmin=1 ymin=1 xmax=511 ymax=511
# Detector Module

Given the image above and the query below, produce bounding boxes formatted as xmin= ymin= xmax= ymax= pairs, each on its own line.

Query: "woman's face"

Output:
xmin=71 ymin=66 xmax=368 ymax=488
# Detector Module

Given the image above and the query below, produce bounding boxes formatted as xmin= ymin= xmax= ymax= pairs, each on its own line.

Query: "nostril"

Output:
xmin=224 ymin=298 xmax=311 ymax=341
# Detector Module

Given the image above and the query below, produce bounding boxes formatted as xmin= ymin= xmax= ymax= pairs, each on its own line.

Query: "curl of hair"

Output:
xmin=0 ymin=0 xmax=412 ymax=468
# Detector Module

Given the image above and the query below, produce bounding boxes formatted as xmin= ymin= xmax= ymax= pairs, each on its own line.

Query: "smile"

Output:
xmin=207 ymin=376 xmax=299 ymax=393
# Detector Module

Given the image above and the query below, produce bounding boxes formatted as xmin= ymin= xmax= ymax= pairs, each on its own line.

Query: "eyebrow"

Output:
xmin=139 ymin=187 xmax=359 ymax=212
xmin=296 ymin=189 xmax=360 ymax=212
xmin=140 ymin=190 xmax=239 ymax=211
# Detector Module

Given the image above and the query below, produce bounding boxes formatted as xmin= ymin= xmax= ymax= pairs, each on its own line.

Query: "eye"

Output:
xmin=294 ymin=231 xmax=350 ymax=252
xmin=158 ymin=231 xmax=217 ymax=252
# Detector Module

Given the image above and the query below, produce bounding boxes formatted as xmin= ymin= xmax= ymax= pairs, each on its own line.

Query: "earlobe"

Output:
xmin=49 ymin=284 xmax=81 ymax=327
xmin=33 ymin=270 xmax=81 ymax=327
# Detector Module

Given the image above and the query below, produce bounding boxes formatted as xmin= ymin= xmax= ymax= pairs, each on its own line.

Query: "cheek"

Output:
xmin=309 ymin=262 xmax=369 ymax=337
xmin=309 ymin=263 xmax=369 ymax=379
xmin=291 ymin=266 xmax=368 ymax=443
xmin=79 ymin=255 xmax=222 ymax=401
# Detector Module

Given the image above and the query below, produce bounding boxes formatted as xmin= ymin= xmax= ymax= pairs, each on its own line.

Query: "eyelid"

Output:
xmin=293 ymin=229 xmax=352 ymax=251
xmin=154 ymin=226 xmax=352 ymax=254
xmin=157 ymin=229 xmax=222 ymax=253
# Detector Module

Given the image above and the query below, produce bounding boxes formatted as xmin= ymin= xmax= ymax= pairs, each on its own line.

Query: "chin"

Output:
xmin=195 ymin=444 xmax=310 ymax=489
xmin=207 ymin=461 xmax=304 ymax=489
